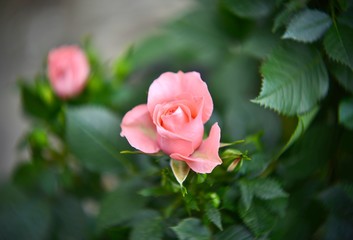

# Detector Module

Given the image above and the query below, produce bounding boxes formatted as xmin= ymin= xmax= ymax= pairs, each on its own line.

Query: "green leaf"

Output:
xmin=339 ymin=98 xmax=353 ymax=130
xmin=215 ymin=225 xmax=253 ymax=240
xmin=272 ymin=1 xmax=301 ymax=32
xmin=278 ymin=105 xmax=319 ymax=157
xmin=251 ymin=178 xmax=288 ymax=200
xmin=283 ymin=9 xmax=331 ymax=43
xmin=238 ymin=178 xmax=288 ymax=211
xmin=96 ymin=180 xmax=146 ymax=233
xmin=130 ymin=210 xmax=163 ymax=240
xmin=171 ymin=218 xmax=211 ymax=240
xmin=222 ymin=0 xmax=276 ymax=19
xmin=19 ymin=81 xmax=60 ymax=120
xmin=324 ymin=22 xmax=353 ymax=70
xmin=242 ymin=24 xmax=280 ymax=59
xmin=252 ymin=42 xmax=329 ymax=116
xmin=330 ymin=62 xmax=353 ymax=94
xmin=170 ymin=159 xmax=190 ymax=186
xmin=205 ymin=204 xmax=223 ymax=230
xmin=238 ymin=179 xmax=254 ymax=210
xmin=238 ymin=200 xmax=277 ymax=237
xmin=319 ymin=185 xmax=353 ymax=221
xmin=0 ymin=185 xmax=51 ymax=240
xmin=66 ymin=105 xmax=129 ymax=173
xmin=52 ymin=196 xmax=88 ymax=240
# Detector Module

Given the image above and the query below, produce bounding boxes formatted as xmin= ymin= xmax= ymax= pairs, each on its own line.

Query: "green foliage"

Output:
xmin=205 ymin=203 xmax=223 ymax=230
xmin=66 ymin=105 xmax=129 ymax=173
xmin=171 ymin=218 xmax=211 ymax=240
xmin=324 ymin=22 xmax=353 ymax=70
xmin=130 ymin=210 xmax=163 ymax=240
xmin=7 ymin=0 xmax=353 ymax=239
xmin=96 ymin=180 xmax=146 ymax=233
xmin=222 ymin=0 xmax=276 ymax=19
xmin=253 ymin=42 xmax=329 ymax=116
xmin=339 ymin=98 xmax=353 ymax=130
xmin=283 ymin=9 xmax=331 ymax=43
xmin=214 ymin=225 xmax=252 ymax=240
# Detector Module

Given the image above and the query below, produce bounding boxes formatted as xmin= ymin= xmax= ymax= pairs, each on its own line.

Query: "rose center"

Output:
xmin=161 ymin=105 xmax=189 ymax=132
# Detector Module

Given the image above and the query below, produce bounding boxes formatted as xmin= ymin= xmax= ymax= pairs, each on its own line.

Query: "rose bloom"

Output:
xmin=120 ymin=71 xmax=222 ymax=173
xmin=47 ymin=45 xmax=89 ymax=99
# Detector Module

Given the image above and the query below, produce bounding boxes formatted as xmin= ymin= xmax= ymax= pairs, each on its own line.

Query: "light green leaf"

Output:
xmin=324 ymin=22 xmax=353 ymax=70
xmin=170 ymin=159 xmax=190 ymax=186
xmin=66 ymin=105 xmax=129 ymax=173
xmin=96 ymin=180 xmax=146 ymax=233
xmin=130 ymin=210 xmax=163 ymax=240
xmin=222 ymin=0 xmax=276 ymax=19
xmin=215 ymin=225 xmax=253 ymax=240
xmin=252 ymin=42 xmax=329 ymax=116
xmin=278 ymin=105 xmax=319 ymax=157
xmin=171 ymin=218 xmax=211 ymax=240
xmin=283 ymin=9 xmax=331 ymax=42
xmin=339 ymin=98 xmax=353 ymax=130
xmin=331 ymin=62 xmax=353 ymax=94
xmin=205 ymin=204 xmax=223 ymax=230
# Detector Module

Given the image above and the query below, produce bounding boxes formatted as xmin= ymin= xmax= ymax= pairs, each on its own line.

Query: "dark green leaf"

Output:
xmin=171 ymin=218 xmax=211 ymax=240
xmin=222 ymin=0 xmax=276 ymax=19
xmin=0 ymin=185 xmax=51 ymax=240
xmin=324 ymin=22 xmax=353 ymax=70
xmin=253 ymin=42 xmax=329 ymax=116
xmin=53 ymin=196 xmax=88 ymax=240
xmin=205 ymin=204 xmax=223 ymax=230
xmin=339 ymin=98 xmax=353 ymax=130
xmin=66 ymin=105 xmax=130 ymax=173
xmin=272 ymin=1 xmax=303 ymax=32
xmin=238 ymin=200 xmax=277 ymax=237
xmin=283 ymin=9 xmax=331 ymax=42
xmin=215 ymin=225 xmax=253 ymax=240
xmin=330 ymin=62 xmax=353 ymax=94
xmin=242 ymin=24 xmax=280 ymax=59
xmin=130 ymin=210 xmax=163 ymax=240
xmin=96 ymin=180 xmax=146 ymax=233
xmin=19 ymin=81 xmax=60 ymax=120
xmin=239 ymin=179 xmax=254 ymax=210
xmin=278 ymin=105 xmax=319 ymax=157
xmin=322 ymin=215 xmax=353 ymax=240
xmin=319 ymin=185 xmax=353 ymax=221
xmin=251 ymin=178 xmax=288 ymax=200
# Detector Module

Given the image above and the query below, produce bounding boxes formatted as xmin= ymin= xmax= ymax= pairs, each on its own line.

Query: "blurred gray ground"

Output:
xmin=0 ymin=0 xmax=191 ymax=181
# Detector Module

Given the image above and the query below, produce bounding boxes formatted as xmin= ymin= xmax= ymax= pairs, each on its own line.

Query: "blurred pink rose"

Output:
xmin=47 ymin=45 xmax=89 ymax=99
xmin=121 ymin=71 xmax=222 ymax=173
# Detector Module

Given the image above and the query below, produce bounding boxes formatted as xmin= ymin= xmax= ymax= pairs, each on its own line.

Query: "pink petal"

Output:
xmin=120 ymin=104 xmax=160 ymax=153
xmin=147 ymin=71 xmax=213 ymax=123
xmin=153 ymin=102 xmax=204 ymax=156
xmin=170 ymin=123 xmax=222 ymax=174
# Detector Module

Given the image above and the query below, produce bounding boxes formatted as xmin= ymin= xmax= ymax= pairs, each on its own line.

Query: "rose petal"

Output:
xmin=120 ymin=104 xmax=160 ymax=153
xmin=153 ymin=102 xmax=204 ymax=156
xmin=170 ymin=123 xmax=222 ymax=173
xmin=147 ymin=71 xmax=213 ymax=123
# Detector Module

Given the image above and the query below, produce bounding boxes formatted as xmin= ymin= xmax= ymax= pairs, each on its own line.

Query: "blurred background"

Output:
xmin=0 ymin=0 xmax=191 ymax=181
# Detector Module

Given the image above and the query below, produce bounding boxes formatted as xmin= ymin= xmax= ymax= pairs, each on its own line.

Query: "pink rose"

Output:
xmin=47 ymin=45 xmax=89 ymax=99
xmin=120 ymin=71 xmax=222 ymax=173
